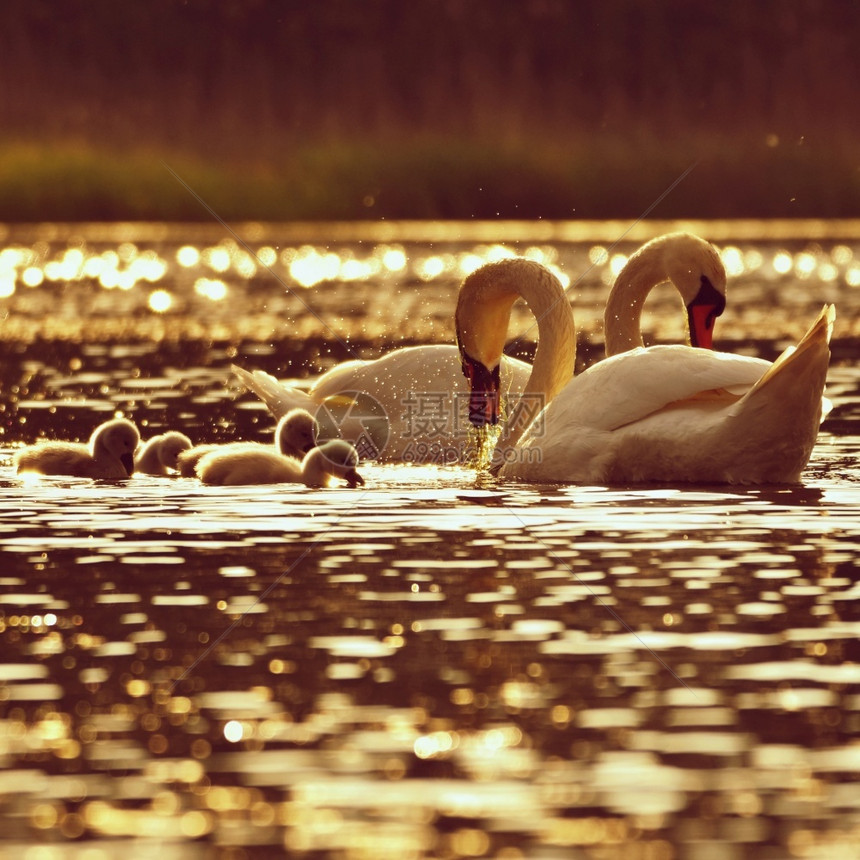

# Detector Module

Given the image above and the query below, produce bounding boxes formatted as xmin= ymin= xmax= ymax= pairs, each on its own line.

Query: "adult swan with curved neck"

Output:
xmin=458 ymin=233 xmax=834 ymax=485
xmin=233 ymin=235 xmax=724 ymax=463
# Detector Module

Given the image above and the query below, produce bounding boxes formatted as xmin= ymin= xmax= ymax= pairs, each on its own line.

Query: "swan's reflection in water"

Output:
xmin=1 ymin=438 xmax=859 ymax=857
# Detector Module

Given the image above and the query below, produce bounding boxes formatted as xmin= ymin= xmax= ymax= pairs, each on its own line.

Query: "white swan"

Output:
xmin=232 ymin=237 xmax=723 ymax=464
xmin=196 ymin=439 xmax=364 ymax=487
xmin=232 ymin=344 xmax=533 ymax=464
xmin=135 ymin=431 xmax=193 ymax=475
xmin=176 ymin=408 xmax=318 ymax=477
xmin=14 ymin=418 xmax=140 ymax=479
xmin=456 ymin=235 xmax=833 ymax=484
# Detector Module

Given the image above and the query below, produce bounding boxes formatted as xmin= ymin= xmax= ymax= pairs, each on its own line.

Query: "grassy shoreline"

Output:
xmin=2 ymin=136 xmax=859 ymax=223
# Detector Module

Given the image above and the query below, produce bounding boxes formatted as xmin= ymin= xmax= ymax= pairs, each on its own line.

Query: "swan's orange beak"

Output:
xmin=121 ymin=452 xmax=135 ymax=475
xmin=687 ymin=275 xmax=726 ymax=349
xmin=688 ymin=304 xmax=715 ymax=349
xmin=460 ymin=353 xmax=501 ymax=426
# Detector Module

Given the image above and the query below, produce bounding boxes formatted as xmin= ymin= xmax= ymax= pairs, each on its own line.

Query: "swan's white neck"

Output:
xmin=457 ymin=258 xmax=576 ymax=451
xmin=603 ymin=232 xmax=726 ymax=356
xmin=603 ymin=247 xmax=667 ymax=355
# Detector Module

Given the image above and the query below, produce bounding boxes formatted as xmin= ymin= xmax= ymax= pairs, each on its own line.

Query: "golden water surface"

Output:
xmin=0 ymin=221 xmax=858 ymax=859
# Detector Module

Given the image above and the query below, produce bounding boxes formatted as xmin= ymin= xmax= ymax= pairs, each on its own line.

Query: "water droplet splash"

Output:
xmin=465 ymin=424 xmax=501 ymax=471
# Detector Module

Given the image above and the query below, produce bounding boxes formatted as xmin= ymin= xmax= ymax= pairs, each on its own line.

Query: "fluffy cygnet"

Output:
xmin=135 ymin=431 xmax=193 ymax=475
xmin=196 ymin=438 xmax=364 ymax=487
xmin=14 ymin=418 xmax=140 ymax=479
xmin=176 ymin=408 xmax=318 ymax=477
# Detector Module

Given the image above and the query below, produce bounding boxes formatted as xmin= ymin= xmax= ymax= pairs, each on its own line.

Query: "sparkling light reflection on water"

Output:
xmin=2 ymin=218 xmax=860 ymax=347
xmin=0 ymin=221 xmax=859 ymax=859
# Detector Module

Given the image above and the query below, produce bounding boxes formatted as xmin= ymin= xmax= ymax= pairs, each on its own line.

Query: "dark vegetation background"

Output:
xmin=1 ymin=0 xmax=859 ymax=221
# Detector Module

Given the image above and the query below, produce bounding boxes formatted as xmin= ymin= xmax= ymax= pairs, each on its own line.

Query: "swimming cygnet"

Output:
xmin=14 ymin=418 xmax=140 ymax=479
xmin=176 ymin=408 xmax=318 ymax=477
xmin=197 ymin=438 xmax=364 ymax=487
xmin=134 ymin=431 xmax=193 ymax=475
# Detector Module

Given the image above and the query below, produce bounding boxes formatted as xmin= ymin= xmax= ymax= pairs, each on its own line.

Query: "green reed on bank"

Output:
xmin=2 ymin=132 xmax=859 ymax=223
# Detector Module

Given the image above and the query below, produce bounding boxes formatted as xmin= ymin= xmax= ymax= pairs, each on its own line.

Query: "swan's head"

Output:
xmin=278 ymin=408 xmax=319 ymax=456
xmin=91 ymin=418 xmax=140 ymax=476
xmin=456 ymin=285 xmax=505 ymax=426
xmin=315 ymin=439 xmax=365 ymax=487
xmin=157 ymin=431 xmax=193 ymax=469
xmin=458 ymin=348 xmax=501 ymax=426
xmin=661 ymin=233 xmax=727 ymax=349
xmin=455 ymin=257 xmax=552 ymax=427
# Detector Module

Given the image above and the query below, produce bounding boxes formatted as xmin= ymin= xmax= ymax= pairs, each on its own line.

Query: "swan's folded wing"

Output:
xmin=740 ymin=304 xmax=834 ymax=392
xmin=549 ymin=345 xmax=770 ymax=432
xmin=728 ymin=304 xmax=833 ymax=424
